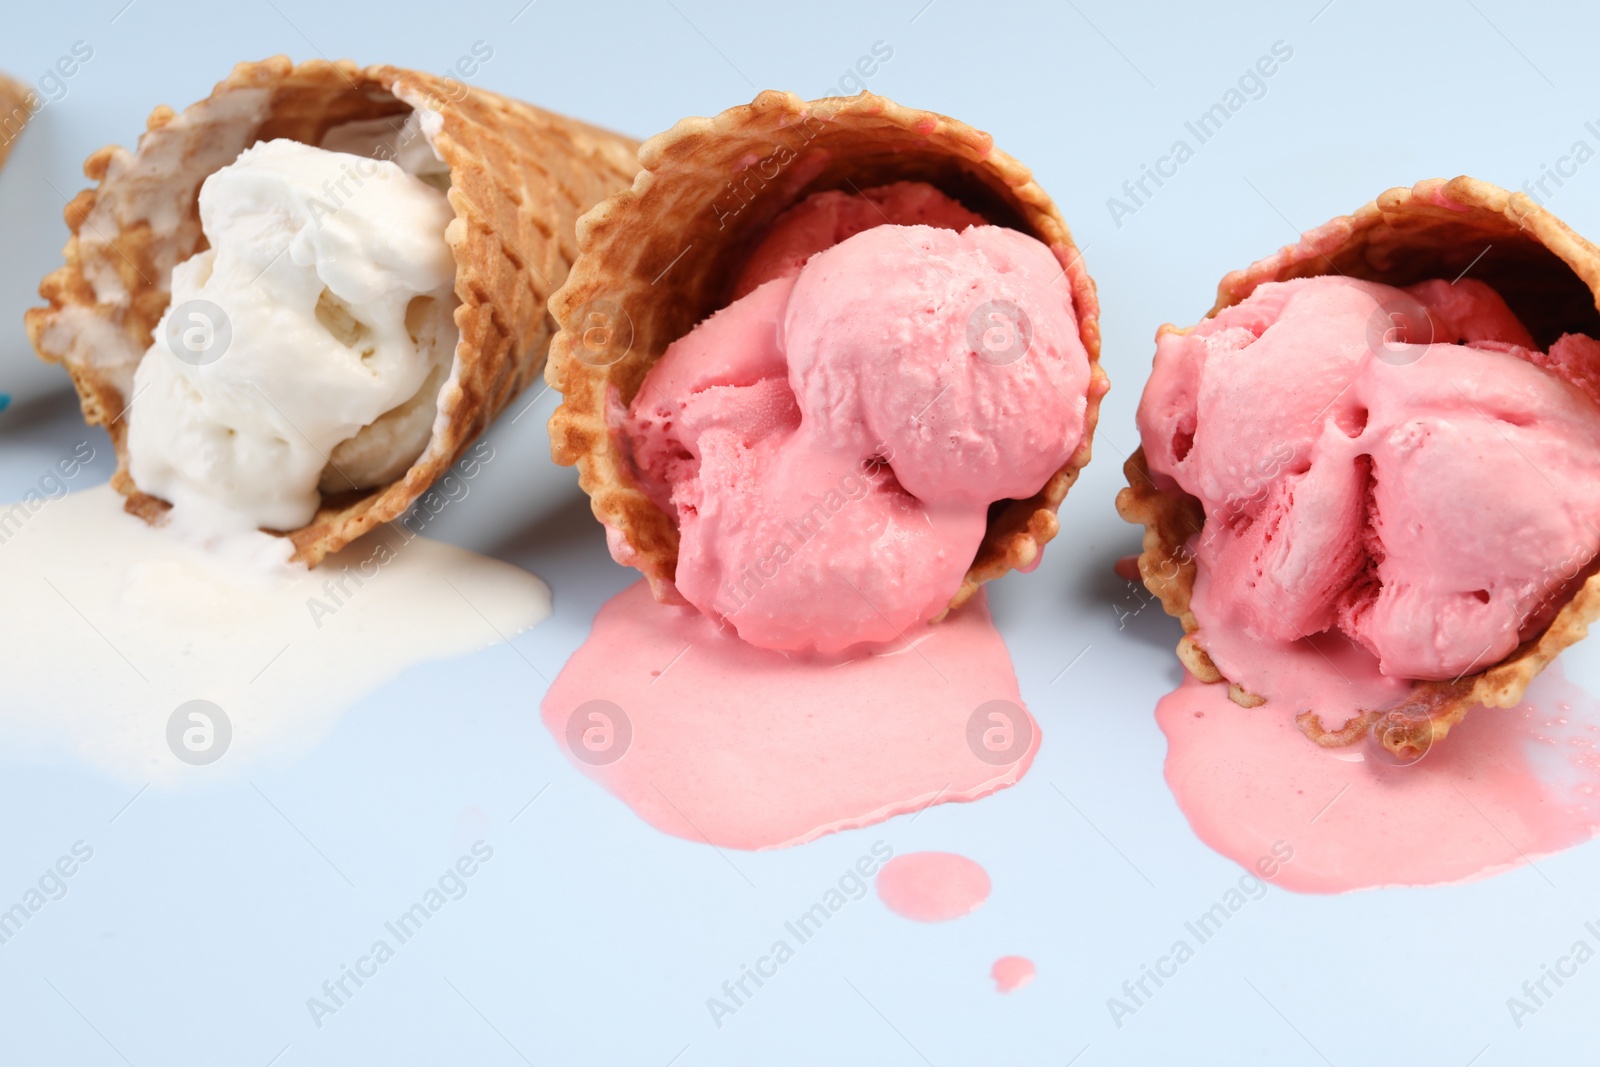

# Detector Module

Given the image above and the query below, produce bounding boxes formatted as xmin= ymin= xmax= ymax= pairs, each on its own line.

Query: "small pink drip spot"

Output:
xmin=876 ymin=852 xmax=991 ymax=922
xmin=991 ymin=956 xmax=1035 ymax=994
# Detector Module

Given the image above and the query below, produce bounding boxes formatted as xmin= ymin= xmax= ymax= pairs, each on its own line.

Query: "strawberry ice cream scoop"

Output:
xmin=730 ymin=181 xmax=986 ymax=299
xmin=1139 ymin=274 xmax=1600 ymax=690
xmin=622 ymin=186 xmax=1091 ymax=654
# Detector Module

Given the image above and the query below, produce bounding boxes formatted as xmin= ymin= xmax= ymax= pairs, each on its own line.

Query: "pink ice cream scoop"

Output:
xmin=730 ymin=180 xmax=987 ymax=299
xmin=1139 ymin=274 xmax=1600 ymax=693
xmin=621 ymin=184 xmax=1092 ymax=654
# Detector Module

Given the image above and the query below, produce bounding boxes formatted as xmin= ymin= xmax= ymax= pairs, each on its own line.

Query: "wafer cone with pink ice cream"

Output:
xmin=26 ymin=56 xmax=639 ymax=565
xmin=1117 ymin=176 xmax=1600 ymax=759
xmin=546 ymin=90 xmax=1107 ymax=653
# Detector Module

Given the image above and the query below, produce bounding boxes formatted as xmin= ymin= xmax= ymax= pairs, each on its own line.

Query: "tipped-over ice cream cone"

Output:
xmin=27 ymin=56 xmax=639 ymax=565
xmin=546 ymin=90 xmax=1105 ymax=648
xmin=0 ymin=70 xmax=30 ymax=171
xmin=1118 ymin=176 xmax=1600 ymax=758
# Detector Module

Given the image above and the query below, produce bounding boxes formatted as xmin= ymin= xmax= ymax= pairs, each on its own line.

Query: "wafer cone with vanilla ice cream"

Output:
xmin=1118 ymin=176 xmax=1600 ymax=758
xmin=546 ymin=91 xmax=1105 ymax=652
xmin=26 ymin=56 xmax=639 ymax=565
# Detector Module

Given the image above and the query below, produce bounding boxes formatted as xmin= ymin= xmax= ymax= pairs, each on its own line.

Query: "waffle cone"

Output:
xmin=545 ymin=90 xmax=1105 ymax=612
xmin=25 ymin=56 xmax=639 ymax=566
xmin=1116 ymin=176 xmax=1600 ymax=756
xmin=0 ymin=71 xmax=29 ymax=171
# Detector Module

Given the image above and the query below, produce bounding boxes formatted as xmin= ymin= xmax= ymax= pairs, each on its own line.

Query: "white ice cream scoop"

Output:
xmin=127 ymin=137 xmax=460 ymax=533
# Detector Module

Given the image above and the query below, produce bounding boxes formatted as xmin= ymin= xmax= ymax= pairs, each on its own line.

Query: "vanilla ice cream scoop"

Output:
xmin=127 ymin=138 xmax=460 ymax=532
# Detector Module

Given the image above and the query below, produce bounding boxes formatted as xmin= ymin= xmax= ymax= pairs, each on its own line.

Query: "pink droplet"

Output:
xmin=991 ymin=955 xmax=1035 ymax=994
xmin=876 ymin=852 xmax=990 ymax=922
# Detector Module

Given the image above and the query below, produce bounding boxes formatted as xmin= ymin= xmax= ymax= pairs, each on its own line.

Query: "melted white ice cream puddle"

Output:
xmin=0 ymin=485 xmax=550 ymax=780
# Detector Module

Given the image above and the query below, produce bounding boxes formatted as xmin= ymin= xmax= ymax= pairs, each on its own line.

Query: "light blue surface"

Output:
xmin=4 ymin=1 xmax=1600 ymax=1063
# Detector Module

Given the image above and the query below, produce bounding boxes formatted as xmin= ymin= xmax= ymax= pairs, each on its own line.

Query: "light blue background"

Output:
xmin=3 ymin=1 xmax=1600 ymax=1063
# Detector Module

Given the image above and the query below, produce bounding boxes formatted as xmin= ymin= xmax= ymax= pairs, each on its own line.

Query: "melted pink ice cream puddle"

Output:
xmin=875 ymin=852 xmax=992 ymax=921
xmin=1158 ymin=664 xmax=1600 ymax=893
xmin=541 ymin=582 xmax=1038 ymax=850
xmin=991 ymin=956 xmax=1036 ymax=994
